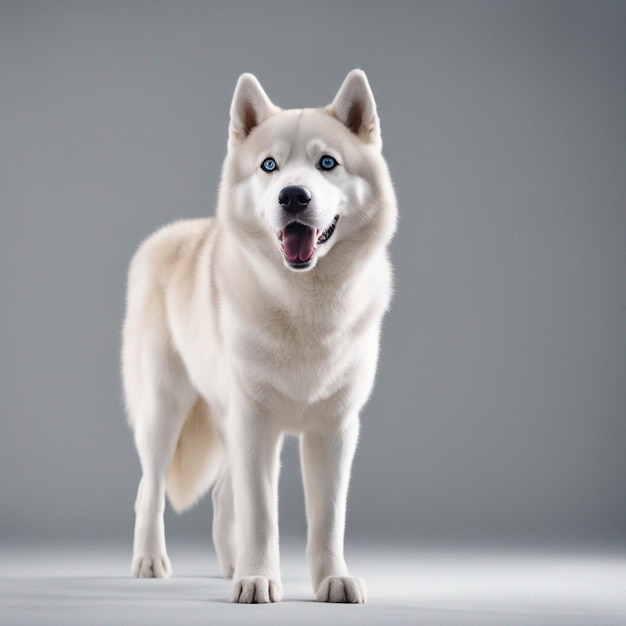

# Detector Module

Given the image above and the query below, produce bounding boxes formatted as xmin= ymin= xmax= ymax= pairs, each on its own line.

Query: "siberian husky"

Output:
xmin=122 ymin=70 xmax=397 ymax=603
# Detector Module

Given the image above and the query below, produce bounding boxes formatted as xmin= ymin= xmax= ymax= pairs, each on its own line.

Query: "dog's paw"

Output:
xmin=231 ymin=576 xmax=282 ymax=603
xmin=131 ymin=553 xmax=172 ymax=578
xmin=316 ymin=576 xmax=366 ymax=603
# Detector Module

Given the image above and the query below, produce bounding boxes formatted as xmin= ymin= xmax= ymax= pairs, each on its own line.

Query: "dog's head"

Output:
xmin=220 ymin=70 xmax=396 ymax=273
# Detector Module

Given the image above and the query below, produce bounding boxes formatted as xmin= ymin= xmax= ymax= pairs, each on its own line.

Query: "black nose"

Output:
xmin=278 ymin=185 xmax=311 ymax=214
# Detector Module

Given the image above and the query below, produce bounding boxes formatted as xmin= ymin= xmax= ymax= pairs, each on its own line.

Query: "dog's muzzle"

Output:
xmin=277 ymin=186 xmax=339 ymax=269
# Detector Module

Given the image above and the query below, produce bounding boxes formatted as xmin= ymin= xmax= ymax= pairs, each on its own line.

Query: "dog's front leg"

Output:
xmin=301 ymin=417 xmax=366 ymax=603
xmin=228 ymin=410 xmax=283 ymax=603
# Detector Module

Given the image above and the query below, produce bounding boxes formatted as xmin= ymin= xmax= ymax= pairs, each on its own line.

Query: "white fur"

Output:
xmin=122 ymin=70 xmax=397 ymax=603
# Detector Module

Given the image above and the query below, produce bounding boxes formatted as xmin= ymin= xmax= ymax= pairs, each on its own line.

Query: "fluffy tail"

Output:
xmin=166 ymin=398 xmax=223 ymax=513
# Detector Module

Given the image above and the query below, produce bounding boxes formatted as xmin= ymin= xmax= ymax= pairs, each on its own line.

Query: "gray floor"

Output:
xmin=2 ymin=542 xmax=625 ymax=625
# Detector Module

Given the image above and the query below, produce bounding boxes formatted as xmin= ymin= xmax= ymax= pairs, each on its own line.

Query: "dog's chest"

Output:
xmin=225 ymin=290 xmax=376 ymax=408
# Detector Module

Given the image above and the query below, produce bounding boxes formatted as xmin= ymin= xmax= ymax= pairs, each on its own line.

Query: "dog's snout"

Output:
xmin=278 ymin=186 xmax=311 ymax=214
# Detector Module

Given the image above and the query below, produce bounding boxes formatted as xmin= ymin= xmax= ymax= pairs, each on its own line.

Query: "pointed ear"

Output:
xmin=229 ymin=73 xmax=278 ymax=144
xmin=328 ymin=69 xmax=381 ymax=148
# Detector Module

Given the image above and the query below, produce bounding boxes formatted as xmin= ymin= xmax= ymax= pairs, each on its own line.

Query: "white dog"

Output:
xmin=122 ymin=69 xmax=397 ymax=603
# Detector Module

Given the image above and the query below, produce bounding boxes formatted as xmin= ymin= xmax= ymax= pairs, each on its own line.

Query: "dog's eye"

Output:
xmin=261 ymin=157 xmax=278 ymax=173
xmin=319 ymin=155 xmax=338 ymax=171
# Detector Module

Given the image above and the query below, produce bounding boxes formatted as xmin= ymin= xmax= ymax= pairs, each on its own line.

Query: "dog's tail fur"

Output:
xmin=166 ymin=398 xmax=223 ymax=513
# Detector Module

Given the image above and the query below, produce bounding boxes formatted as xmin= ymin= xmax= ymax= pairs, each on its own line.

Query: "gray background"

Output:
xmin=1 ymin=1 xmax=625 ymax=550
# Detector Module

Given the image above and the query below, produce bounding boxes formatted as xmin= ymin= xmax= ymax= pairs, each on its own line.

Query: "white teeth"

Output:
xmin=317 ymin=215 xmax=339 ymax=244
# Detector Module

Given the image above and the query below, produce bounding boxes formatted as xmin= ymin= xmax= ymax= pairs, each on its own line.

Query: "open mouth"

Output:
xmin=278 ymin=215 xmax=339 ymax=268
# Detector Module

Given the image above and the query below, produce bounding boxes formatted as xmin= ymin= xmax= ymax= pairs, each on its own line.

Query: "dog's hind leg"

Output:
xmin=130 ymin=349 xmax=195 ymax=578
xmin=211 ymin=465 xmax=235 ymax=578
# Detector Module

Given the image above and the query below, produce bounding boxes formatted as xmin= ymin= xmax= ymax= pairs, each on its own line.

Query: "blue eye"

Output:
xmin=319 ymin=155 xmax=338 ymax=171
xmin=261 ymin=157 xmax=277 ymax=172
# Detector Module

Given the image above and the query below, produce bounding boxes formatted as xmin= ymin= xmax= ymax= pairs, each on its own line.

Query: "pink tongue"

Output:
xmin=282 ymin=222 xmax=317 ymax=263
